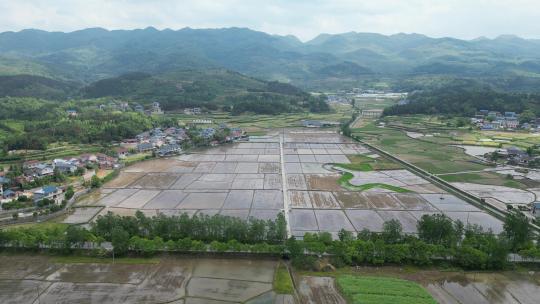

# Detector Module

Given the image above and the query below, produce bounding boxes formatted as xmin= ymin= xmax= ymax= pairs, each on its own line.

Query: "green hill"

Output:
xmin=0 ymin=75 xmax=78 ymax=100
xmin=80 ymin=69 xmax=328 ymax=114
xmin=2 ymin=28 xmax=540 ymax=90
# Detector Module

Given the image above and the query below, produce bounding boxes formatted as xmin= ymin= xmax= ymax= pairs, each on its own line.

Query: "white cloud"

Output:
xmin=0 ymin=0 xmax=539 ymax=40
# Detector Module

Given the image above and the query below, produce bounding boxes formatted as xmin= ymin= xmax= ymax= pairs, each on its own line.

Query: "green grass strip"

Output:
xmin=273 ymin=263 xmax=294 ymax=294
xmin=338 ymin=172 xmax=412 ymax=193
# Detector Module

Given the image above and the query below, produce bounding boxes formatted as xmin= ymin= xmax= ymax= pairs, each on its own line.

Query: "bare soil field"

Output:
xmin=308 ymin=191 xmax=340 ymax=209
xmin=333 ymin=192 xmax=371 ymax=209
xmin=298 ymin=276 xmax=346 ymax=304
xmin=305 ymin=174 xmax=343 ymax=191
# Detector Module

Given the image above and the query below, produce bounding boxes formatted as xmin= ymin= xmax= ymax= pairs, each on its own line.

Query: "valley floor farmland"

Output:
xmin=70 ymin=129 xmax=504 ymax=237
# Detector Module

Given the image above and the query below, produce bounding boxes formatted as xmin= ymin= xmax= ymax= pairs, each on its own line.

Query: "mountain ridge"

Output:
xmin=1 ymin=27 xmax=540 ymax=89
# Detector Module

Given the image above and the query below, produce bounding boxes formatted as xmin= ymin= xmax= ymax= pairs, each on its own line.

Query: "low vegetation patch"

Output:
xmin=338 ymin=172 xmax=411 ymax=193
xmin=346 ymin=154 xmax=402 ymax=170
xmin=337 ymin=275 xmax=436 ymax=304
xmin=438 ymin=172 xmax=530 ymax=190
xmin=273 ymin=263 xmax=294 ymax=294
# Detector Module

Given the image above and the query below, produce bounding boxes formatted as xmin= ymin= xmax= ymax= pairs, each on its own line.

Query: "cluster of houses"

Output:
xmin=67 ymin=101 xmax=165 ymax=117
xmin=1 ymin=183 xmax=65 ymax=206
xmin=471 ymin=110 xmax=539 ymax=131
xmin=21 ymin=153 xmax=118 ymax=181
xmin=130 ymin=127 xmax=187 ymax=156
xmin=1 ymin=151 xmax=123 ymax=206
xmin=130 ymin=124 xmax=247 ymax=155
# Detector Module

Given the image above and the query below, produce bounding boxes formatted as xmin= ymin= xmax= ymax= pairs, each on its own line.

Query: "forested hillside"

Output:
xmin=384 ymin=82 xmax=540 ymax=116
xmin=0 ymin=75 xmax=78 ymax=100
xmin=79 ymin=69 xmax=328 ymax=114
xmin=2 ymin=28 xmax=540 ymax=90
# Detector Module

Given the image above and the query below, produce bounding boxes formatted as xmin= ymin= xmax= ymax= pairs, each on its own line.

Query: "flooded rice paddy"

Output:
xmin=69 ymin=129 xmax=504 ymax=238
xmin=0 ymin=254 xmax=288 ymax=304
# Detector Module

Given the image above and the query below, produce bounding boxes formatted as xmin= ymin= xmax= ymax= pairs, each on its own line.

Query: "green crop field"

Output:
xmin=352 ymin=122 xmax=490 ymax=174
xmin=337 ymin=275 xmax=436 ymax=304
xmin=345 ymin=154 xmax=403 ymax=171
xmin=439 ymin=171 xmax=536 ymax=189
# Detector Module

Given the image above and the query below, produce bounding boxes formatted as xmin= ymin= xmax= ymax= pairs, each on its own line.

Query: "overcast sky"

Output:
xmin=1 ymin=0 xmax=539 ymax=41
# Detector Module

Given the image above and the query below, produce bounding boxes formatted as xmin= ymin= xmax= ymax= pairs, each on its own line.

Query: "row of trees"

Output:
xmin=92 ymin=211 xmax=287 ymax=245
xmin=287 ymin=211 xmax=537 ymax=270
xmin=0 ymin=211 xmax=536 ymax=271
xmin=0 ymin=211 xmax=287 ymax=255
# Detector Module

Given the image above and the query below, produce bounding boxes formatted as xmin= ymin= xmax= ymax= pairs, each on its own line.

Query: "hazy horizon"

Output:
xmin=0 ymin=0 xmax=539 ymax=42
xmin=2 ymin=26 xmax=538 ymax=43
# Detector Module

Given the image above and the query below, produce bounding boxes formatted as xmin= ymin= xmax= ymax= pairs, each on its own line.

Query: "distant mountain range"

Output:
xmin=1 ymin=27 xmax=540 ymax=90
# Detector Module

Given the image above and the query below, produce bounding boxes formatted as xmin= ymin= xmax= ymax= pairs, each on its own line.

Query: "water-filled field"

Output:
xmin=0 ymin=254 xmax=288 ymax=304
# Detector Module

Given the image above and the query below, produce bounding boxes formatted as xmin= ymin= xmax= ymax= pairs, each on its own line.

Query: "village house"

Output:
xmin=137 ymin=142 xmax=154 ymax=153
xmin=33 ymin=185 xmax=64 ymax=204
xmin=150 ymin=101 xmax=163 ymax=115
xmin=184 ymin=107 xmax=201 ymax=115
xmin=119 ymin=102 xmax=130 ymax=111
xmin=506 ymin=147 xmax=531 ymax=165
xmin=200 ymin=128 xmax=216 ymax=139
xmin=96 ymin=153 xmax=118 ymax=169
xmin=115 ymin=147 xmax=129 ymax=159
xmin=157 ymin=144 xmax=182 ymax=157
xmin=229 ymin=127 xmax=245 ymax=140
xmin=53 ymin=159 xmax=78 ymax=174
xmin=361 ymin=109 xmax=384 ymax=118
xmin=66 ymin=109 xmax=77 ymax=117
xmin=1 ymin=189 xmax=17 ymax=202
xmin=134 ymin=104 xmax=145 ymax=113
xmin=505 ymin=118 xmax=519 ymax=129
xmin=79 ymin=154 xmax=98 ymax=164
xmin=33 ymin=164 xmax=54 ymax=177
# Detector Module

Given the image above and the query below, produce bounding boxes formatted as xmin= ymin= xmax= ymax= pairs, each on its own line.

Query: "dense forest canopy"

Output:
xmin=384 ymin=82 xmax=540 ymax=117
